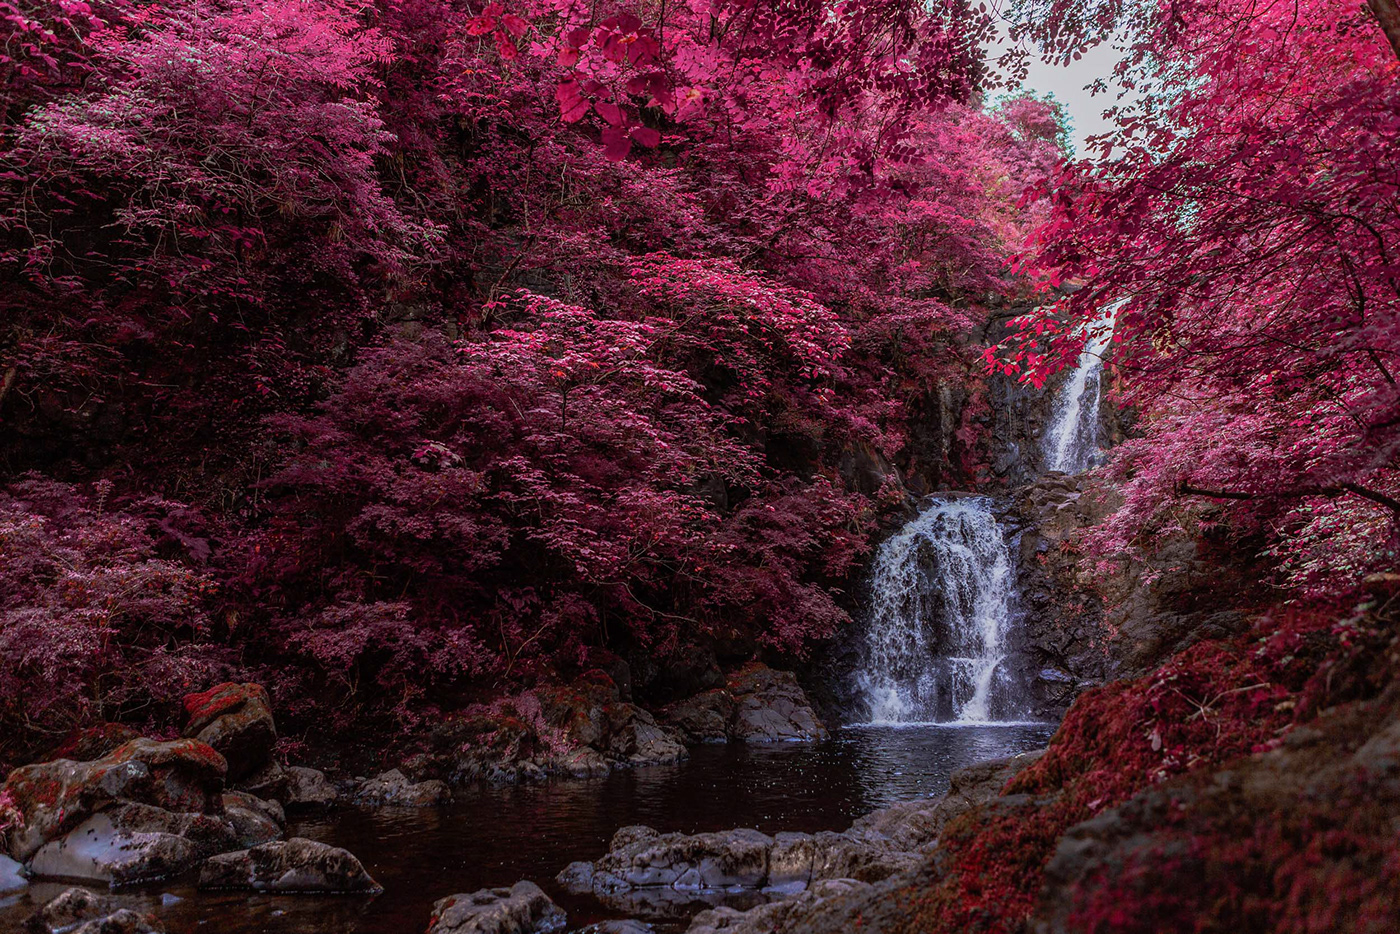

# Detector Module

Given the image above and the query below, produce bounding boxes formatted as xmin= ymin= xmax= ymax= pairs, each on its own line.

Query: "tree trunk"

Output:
xmin=1370 ymin=0 xmax=1400 ymax=60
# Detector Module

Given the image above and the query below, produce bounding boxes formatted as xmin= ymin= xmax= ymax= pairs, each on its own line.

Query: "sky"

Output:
xmin=988 ymin=27 xmax=1131 ymax=154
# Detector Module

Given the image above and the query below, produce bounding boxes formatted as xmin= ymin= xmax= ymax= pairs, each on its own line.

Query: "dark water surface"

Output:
xmin=0 ymin=723 xmax=1053 ymax=933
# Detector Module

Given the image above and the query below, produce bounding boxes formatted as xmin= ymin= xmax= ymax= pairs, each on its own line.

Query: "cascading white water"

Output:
xmin=1042 ymin=311 xmax=1117 ymax=474
xmin=854 ymin=497 xmax=1019 ymax=725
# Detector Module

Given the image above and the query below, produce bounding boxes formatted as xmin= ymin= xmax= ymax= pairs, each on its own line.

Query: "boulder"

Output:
xmin=726 ymin=666 xmax=828 ymax=743
xmin=660 ymin=691 xmax=736 ymax=744
xmin=222 ymin=791 xmax=284 ymax=847
xmin=24 ymin=886 xmax=163 ymax=934
xmin=244 ymin=764 xmax=339 ymax=810
xmin=3 ymin=738 xmax=227 ymax=861
xmin=559 ymin=823 xmax=908 ymax=907
xmin=287 ymin=766 xmax=340 ymax=808
xmin=417 ymin=672 xmax=688 ymax=785
xmin=197 ymin=837 xmax=382 ymax=894
xmin=427 ymin=880 xmax=566 ymax=934
xmin=182 ymin=683 xmax=277 ymax=782
xmin=660 ymin=666 xmax=827 ymax=744
xmin=28 ymin=803 xmax=237 ymax=887
xmin=353 ymin=770 xmax=452 ymax=807
xmin=685 ymin=878 xmax=873 ymax=934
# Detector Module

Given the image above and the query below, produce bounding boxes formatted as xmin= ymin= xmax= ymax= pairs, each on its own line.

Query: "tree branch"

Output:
xmin=1176 ymin=481 xmax=1400 ymax=517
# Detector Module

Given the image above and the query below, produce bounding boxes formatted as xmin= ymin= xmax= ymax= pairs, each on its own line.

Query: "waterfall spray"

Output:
xmin=854 ymin=497 xmax=1020 ymax=724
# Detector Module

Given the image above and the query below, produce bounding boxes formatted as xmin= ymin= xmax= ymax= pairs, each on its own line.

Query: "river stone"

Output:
xmin=182 ymin=683 xmax=277 ymax=783
xmin=222 ymin=791 xmax=284 ymax=847
xmin=427 ymin=880 xmax=566 ymax=934
xmin=285 ymin=766 xmax=340 ymax=809
xmin=3 ymin=739 xmax=228 ymax=862
xmin=25 ymin=886 xmax=164 ymax=934
xmin=28 ymin=803 xmax=236 ymax=886
xmin=574 ymin=922 xmax=655 ymax=934
xmin=353 ymin=769 xmax=452 ymax=807
xmin=197 ymin=837 xmax=382 ymax=894
xmin=685 ymin=878 xmax=871 ymax=934
xmin=725 ymin=666 xmax=828 ymax=743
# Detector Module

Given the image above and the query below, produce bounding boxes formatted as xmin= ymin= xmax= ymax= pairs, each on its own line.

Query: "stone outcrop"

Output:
xmin=198 ymin=837 xmax=381 ymax=894
xmin=426 ymin=880 xmax=566 ymax=934
xmin=353 ymin=769 xmax=452 ymax=807
xmin=409 ymin=671 xmax=688 ymax=784
xmin=1005 ymin=473 xmax=1259 ymax=719
xmin=182 ymin=683 xmax=277 ymax=783
xmin=661 ymin=665 xmax=828 ymax=744
xmin=24 ymin=887 xmax=163 ymax=934
xmin=2 ymin=738 xmax=227 ymax=862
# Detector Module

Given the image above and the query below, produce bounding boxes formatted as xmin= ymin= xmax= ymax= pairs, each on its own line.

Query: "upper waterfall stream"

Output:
xmin=1042 ymin=310 xmax=1117 ymax=474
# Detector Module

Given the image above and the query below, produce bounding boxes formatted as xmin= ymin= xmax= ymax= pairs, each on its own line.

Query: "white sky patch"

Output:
xmin=987 ymin=21 xmax=1134 ymax=154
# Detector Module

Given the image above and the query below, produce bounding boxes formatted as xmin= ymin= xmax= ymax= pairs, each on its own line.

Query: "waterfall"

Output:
xmin=854 ymin=497 xmax=1021 ymax=725
xmin=1042 ymin=311 xmax=1117 ymax=474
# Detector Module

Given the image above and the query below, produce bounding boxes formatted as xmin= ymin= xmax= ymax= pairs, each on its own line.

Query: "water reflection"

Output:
xmin=0 ymin=724 xmax=1053 ymax=934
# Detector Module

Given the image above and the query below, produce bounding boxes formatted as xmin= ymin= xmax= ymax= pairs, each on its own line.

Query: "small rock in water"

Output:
xmin=353 ymin=769 xmax=452 ymax=807
xmin=26 ymin=886 xmax=164 ymax=934
xmin=427 ymin=880 xmax=566 ymax=934
xmin=198 ymin=838 xmax=382 ymax=894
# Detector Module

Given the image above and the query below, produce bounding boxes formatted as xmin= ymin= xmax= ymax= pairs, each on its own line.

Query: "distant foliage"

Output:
xmin=0 ymin=478 xmax=228 ymax=764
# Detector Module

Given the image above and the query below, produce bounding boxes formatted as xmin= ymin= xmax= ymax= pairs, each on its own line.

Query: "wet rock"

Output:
xmin=0 ymin=853 xmax=25 ymax=891
xmin=685 ymin=879 xmax=872 ymax=934
xmin=222 ymin=791 xmax=284 ymax=847
xmin=660 ymin=691 xmax=736 ymax=744
xmin=418 ymin=672 xmax=687 ymax=785
xmin=574 ymin=921 xmax=654 ymax=934
xmin=198 ymin=837 xmax=381 ymax=894
xmin=24 ymin=886 xmax=163 ymax=934
xmin=726 ymin=665 xmax=828 ymax=743
xmin=3 ymin=738 xmax=228 ymax=861
xmin=28 ymin=803 xmax=237 ymax=887
xmin=284 ymin=766 xmax=340 ymax=809
xmin=427 ymin=880 xmax=566 ymax=934
xmin=660 ymin=666 xmax=827 ymax=744
xmin=353 ymin=769 xmax=452 ymax=807
xmin=182 ymin=683 xmax=277 ymax=783
xmin=559 ymin=822 xmax=910 ymax=910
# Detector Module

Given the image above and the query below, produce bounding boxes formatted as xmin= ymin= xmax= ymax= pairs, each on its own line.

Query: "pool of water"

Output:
xmin=0 ymin=723 xmax=1054 ymax=933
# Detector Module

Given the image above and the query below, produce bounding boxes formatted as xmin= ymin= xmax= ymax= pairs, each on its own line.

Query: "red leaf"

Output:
xmin=601 ymin=125 xmax=632 ymax=162
xmin=500 ymin=14 xmax=529 ymax=36
xmin=595 ymin=101 xmax=624 ymax=127
xmin=556 ymin=81 xmax=590 ymax=123
xmin=630 ymin=125 xmax=661 ymax=148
